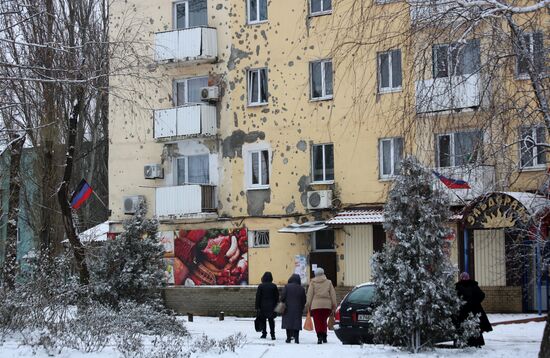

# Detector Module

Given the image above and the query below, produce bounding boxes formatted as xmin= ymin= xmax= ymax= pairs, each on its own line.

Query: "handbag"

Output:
xmin=327 ymin=313 xmax=335 ymax=331
xmin=303 ymin=311 xmax=313 ymax=331
xmin=274 ymin=302 xmax=286 ymax=314
xmin=254 ymin=314 xmax=263 ymax=332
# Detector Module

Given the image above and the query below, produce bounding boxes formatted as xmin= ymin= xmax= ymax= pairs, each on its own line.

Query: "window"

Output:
xmin=177 ymin=154 xmax=210 ymax=184
xmin=247 ymin=68 xmax=268 ymax=105
xmin=312 ymin=230 xmax=335 ymax=251
xmin=436 ymin=130 xmax=483 ymax=167
xmin=312 ymin=144 xmax=334 ymax=182
xmin=310 ymin=59 xmax=333 ymax=100
xmin=516 ymin=32 xmax=544 ymax=77
xmin=247 ymin=0 xmax=267 ymax=24
xmin=378 ymin=49 xmax=402 ymax=92
xmin=310 ymin=0 xmax=332 ymax=15
xmin=248 ymin=149 xmax=270 ymax=188
xmin=174 ymin=76 xmax=208 ymax=106
xmin=174 ymin=0 xmax=208 ymax=30
xmin=379 ymin=137 xmax=403 ymax=178
xmin=248 ymin=230 xmax=270 ymax=248
xmin=520 ymin=126 xmax=546 ymax=168
xmin=433 ymin=39 xmax=480 ymax=78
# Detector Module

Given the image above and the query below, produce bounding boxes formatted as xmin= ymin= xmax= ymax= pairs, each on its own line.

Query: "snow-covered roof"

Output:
xmin=278 ymin=221 xmax=327 ymax=233
xmin=326 ymin=209 xmax=384 ymax=225
xmin=78 ymin=221 xmax=112 ymax=242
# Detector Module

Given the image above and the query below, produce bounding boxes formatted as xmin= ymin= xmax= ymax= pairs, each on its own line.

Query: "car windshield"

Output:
xmin=346 ymin=285 xmax=376 ymax=304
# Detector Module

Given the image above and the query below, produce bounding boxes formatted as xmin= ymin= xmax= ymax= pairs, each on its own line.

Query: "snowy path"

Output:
xmin=0 ymin=314 xmax=544 ymax=357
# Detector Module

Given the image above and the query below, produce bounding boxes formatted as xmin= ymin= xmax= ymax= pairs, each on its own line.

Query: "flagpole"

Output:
xmin=92 ymin=190 xmax=108 ymax=209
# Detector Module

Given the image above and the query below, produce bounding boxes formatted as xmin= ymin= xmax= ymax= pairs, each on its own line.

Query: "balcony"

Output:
xmin=410 ymin=0 xmax=461 ymax=25
xmin=154 ymin=27 xmax=217 ymax=64
xmin=156 ymin=185 xmax=217 ymax=217
xmin=153 ymin=104 xmax=216 ymax=141
xmin=416 ymin=74 xmax=481 ymax=113
xmin=433 ymin=165 xmax=495 ymax=204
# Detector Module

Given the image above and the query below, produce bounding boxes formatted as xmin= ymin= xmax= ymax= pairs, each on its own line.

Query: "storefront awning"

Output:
xmin=326 ymin=209 xmax=384 ymax=225
xmin=278 ymin=221 xmax=328 ymax=233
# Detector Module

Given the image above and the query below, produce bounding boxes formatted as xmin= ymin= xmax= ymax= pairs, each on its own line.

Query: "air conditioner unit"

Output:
xmin=307 ymin=190 xmax=333 ymax=210
xmin=200 ymin=86 xmax=219 ymax=101
xmin=123 ymin=195 xmax=145 ymax=215
xmin=144 ymin=164 xmax=163 ymax=179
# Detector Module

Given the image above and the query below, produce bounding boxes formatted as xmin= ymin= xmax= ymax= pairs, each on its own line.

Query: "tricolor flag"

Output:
xmin=432 ymin=171 xmax=471 ymax=190
xmin=70 ymin=179 xmax=93 ymax=210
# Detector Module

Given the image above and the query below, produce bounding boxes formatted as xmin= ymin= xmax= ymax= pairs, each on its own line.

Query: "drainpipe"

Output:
xmin=464 ymin=230 xmax=469 ymax=275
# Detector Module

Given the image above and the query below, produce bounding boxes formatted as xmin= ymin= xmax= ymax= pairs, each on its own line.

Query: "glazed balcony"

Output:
xmin=154 ymin=27 xmax=217 ymax=64
xmin=416 ymin=73 xmax=481 ymax=113
xmin=433 ymin=165 xmax=495 ymax=204
xmin=410 ymin=0 xmax=457 ymax=25
xmin=153 ymin=104 xmax=217 ymax=141
xmin=156 ymin=184 xmax=217 ymax=217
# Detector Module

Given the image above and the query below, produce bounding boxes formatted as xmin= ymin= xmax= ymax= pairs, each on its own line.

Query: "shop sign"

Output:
xmin=465 ymin=194 xmax=530 ymax=229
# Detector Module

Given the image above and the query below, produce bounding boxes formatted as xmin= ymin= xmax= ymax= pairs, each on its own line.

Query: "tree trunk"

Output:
xmin=57 ymin=90 xmax=89 ymax=286
xmin=3 ymin=134 xmax=25 ymax=289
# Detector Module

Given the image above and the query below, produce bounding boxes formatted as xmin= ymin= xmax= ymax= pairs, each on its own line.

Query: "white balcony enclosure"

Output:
xmin=434 ymin=165 xmax=495 ymax=204
xmin=156 ymin=185 xmax=216 ymax=217
xmin=155 ymin=27 xmax=217 ymax=63
xmin=416 ymin=74 xmax=481 ymax=113
xmin=410 ymin=0 xmax=467 ymax=25
xmin=154 ymin=104 xmax=216 ymax=140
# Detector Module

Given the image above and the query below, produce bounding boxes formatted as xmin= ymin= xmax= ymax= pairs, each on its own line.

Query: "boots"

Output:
xmin=271 ymin=332 xmax=275 ymax=340
xmin=285 ymin=330 xmax=292 ymax=343
xmin=294 ymin=330 xmax=300 ymax=344
xmin=317 ymin=333 xmax=323 ymax=344
xmin=322 ymin=332 xmax=327 ymax=343
xmin=260 ymin=331 xmax=267 ymax=339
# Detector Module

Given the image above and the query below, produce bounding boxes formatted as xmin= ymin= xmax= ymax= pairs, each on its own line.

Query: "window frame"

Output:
xmin=379 ymin=137 xmax=403 ymax=179
xmin=246 ymin=147 xmax=271 ymax=190
xmin=175 ymin=154 xmax=210 ymax=185
xmin=311 ymin=230 xmax=336 ymax=252
xmin=173 ymin=76 xmax=209 ymax=106
xmin=309 ymin=0 xmax=332 ymax=17
xmin=311 ymin=143 xmax=335 ymax=184
xmin=432 ymin=39 xmax=480 ymax=79
xmin=436 ymin=130 xmax=483 ymax=168
xmin=516 ymin=31 xmax=544 ymax=79
xmin=247 ymin=68 xmax=268 ymax=106
xmin=247 ymin=0 xmax=268 ymax=24
xmin=519 ymin=125 xmax=547 ymax=169
xmin=173 ymin=1 xmax=190 ymax=30
xmin=377 ymin=49 xmax=402 ymax=93
xmin=248 ymin=230 xmax=270 ymax=248
xmin=310 ymin=59 xmax=334 ymax=101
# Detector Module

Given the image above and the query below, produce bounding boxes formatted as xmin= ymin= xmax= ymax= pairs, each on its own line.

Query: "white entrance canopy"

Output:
xmin=278 ymin=221 xmax=327 ymax=233
xmin=326 ymin=209 xmax=384 ymax=225
xmin=78 ymin=221 xmax=112 ymax=243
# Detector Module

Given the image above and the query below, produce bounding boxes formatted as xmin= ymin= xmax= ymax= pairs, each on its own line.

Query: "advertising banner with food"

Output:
xmin=160 ymin=228 xmax=248 ymax=286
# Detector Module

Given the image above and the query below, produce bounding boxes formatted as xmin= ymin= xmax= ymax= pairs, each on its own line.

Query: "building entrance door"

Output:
xmin=310 ymin=251 xmax=337 ymax=287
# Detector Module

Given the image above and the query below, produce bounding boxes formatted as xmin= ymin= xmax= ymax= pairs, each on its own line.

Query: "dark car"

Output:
xmin=334 ymin=283 xmax=376 ymax=345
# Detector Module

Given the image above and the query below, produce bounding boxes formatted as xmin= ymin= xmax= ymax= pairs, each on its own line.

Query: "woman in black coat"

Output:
xmin=281 ymin=274 xmax=306 ymax=344
xmin=255 ymin=271 xmax=279 ymax=339
xmin=456 ymin=272 xmax=493 ymax=347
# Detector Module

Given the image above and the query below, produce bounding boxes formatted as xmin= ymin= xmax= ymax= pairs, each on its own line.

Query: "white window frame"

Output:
xmin=173 ymin=1 xmax=189 ymax=29
xmin=378 ymin=49 xmax=402 ymax=93
xmin=247 ymin=0 xmax=268 ymax=24
xmin=310 ymin=59 xmax=333 ymax=100
xmin=173 ymin=76 xmax=209 ymax=106
xmin=311 ymin=230 xmax=336 ymax=252
xmin=436 ymin=130 xmax=483 ymax=168
xmin=516 ymin=32 xmax=544 ymax=79
xmin=248 ymin=230 xmax=270 ymax=248
xmin=310 ymin=0 xmax=332 ymax=16
xmin=247 ymin=68 xmax=268 ymax=106
xmin=246 ymin=146 xmax=271 ymax=190
xmin=175 ymin=154 xmax=210 ymax=185
xmin=311 ymin=143 xmax=334 ymax=183
xmin=379 ymin=137 xmax=403 ymax=179
xmin=519 ymin=126 xmax=547 ymax=169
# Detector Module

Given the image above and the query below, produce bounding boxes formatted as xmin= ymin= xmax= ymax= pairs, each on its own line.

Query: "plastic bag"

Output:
xmin=328 ymin=314 xmax=335 ymax=331
xmin=304 ymin=311 xmax=313 ymax=331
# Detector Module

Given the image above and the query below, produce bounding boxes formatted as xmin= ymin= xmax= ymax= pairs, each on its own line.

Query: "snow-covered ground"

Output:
xmin=0 ymin=314 xmax=545 ymax=357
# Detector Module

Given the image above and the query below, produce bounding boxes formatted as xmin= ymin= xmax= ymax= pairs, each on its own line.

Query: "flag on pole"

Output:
xmin=432 ymin=171 xmax=471 ymax=189
xmin=70 ymin=179 xmax=93 ymax=209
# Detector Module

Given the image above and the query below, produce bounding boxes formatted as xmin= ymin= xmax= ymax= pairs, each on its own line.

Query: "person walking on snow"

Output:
xmin=306 ymin=267 xmax=337 ymax=344
xmin=455 ymin=272 xmax=492 ymax=347
xmin=281 ymin=273 xmax=306 ymax=344
xmin=255 ymin=271 xmax=279 ymax=340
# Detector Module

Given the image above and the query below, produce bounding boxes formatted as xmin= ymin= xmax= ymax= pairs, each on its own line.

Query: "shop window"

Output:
xmin=312 ymin=230 xmax=335 ymax=251
xmin=312 ymin=143 xmax=334 ymax=182
xmin=249 ymin=230 xmax=270 ymax=248
xmin=174 ymin=0 xmax=208 ymax=29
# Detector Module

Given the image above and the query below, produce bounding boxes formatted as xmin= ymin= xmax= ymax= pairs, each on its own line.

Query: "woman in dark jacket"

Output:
xmin=255 ymin=271 xmax=279 ymax=339
xmin=456 ymin=272 xmax=493 ymax=347
xmin=281 ymin=274 xmax=306 ymax=344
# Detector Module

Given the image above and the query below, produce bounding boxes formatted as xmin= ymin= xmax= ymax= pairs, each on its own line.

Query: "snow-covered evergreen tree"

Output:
xmin=89 ymin=203 xmax=165 ymax=307
xmin=370 ymin=156 xmax=471 ymax=352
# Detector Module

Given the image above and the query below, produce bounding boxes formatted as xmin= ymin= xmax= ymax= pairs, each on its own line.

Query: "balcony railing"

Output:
xmin=156 ymin=184 xmax=217 ymax=217
xmin=416 ymin=74 xmax=481 ymax=113
xmin=410 ymin=0 xmax=460 ymax=25
xmin=153 ymin=104 xmax=216 ymax=140
xmin=154 ymin=27 xmax=217 ymax=63
xmin=433 ymin=165 xmax=495 ymax=204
